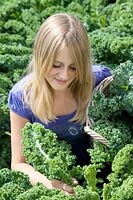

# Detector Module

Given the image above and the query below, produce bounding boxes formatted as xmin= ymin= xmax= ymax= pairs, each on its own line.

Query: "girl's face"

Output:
xmin=45 ymin=46 xmax=76 ymax=92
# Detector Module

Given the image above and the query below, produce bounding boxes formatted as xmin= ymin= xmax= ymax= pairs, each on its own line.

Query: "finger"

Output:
xmin=51 ymin=180 xmax=73 ymax=193
xmin=62 ymin=183 xmax=74 ymax=193
xmin=71 ymin=178 xmax=78 ymax=185
xmin=51 ymin=179 xmax=64 ymax=190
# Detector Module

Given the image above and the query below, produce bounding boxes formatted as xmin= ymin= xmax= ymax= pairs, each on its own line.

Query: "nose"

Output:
xmin=59 ymin=67 xmax=69 ymax=80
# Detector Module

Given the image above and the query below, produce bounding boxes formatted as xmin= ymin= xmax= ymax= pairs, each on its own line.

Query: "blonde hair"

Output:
xmin=23 ymin=13 xmax=93 ymax=124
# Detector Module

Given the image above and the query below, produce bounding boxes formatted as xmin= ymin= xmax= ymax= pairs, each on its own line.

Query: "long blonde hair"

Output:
xmin=23 ymin=13 xmax=93 ymax=124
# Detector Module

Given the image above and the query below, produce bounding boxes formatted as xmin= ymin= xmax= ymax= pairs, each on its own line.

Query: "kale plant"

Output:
xmin=0 ymin=168 xmax=31 ymax=189
xmin=103 ymin=144 xmax=133 ymax=200
xmin=21 ymin=122 xmax=78 ymax=185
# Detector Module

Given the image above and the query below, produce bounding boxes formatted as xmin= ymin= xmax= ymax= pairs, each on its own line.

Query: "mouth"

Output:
xmin=55 ymin=78 xmax=67 ymax=84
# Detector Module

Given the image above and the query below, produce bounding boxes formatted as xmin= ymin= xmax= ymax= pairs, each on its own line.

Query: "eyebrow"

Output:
xmin=54 ymin=60 xmax=75 ymax=65
xmin=54 ymin=61 xmax=63 ymax=64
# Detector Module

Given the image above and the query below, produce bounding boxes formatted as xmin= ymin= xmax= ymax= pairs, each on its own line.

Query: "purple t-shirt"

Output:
xmin=8 ymin=65 xmax=112 ymax=165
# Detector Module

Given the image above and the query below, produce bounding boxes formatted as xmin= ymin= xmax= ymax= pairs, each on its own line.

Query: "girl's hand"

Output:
xmin=49 ymin=178 xmax=78 ymax=195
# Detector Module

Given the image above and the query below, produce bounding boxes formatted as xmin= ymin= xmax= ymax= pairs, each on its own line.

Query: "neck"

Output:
xmin=53 ymin=89 xmax=72 ymax=98
xmin=52 ymin=89 xmax=77 ymax=116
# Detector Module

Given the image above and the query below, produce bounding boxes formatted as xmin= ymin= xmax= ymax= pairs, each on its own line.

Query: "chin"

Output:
xmin=54 ymin=87 xmax=67 ymax=91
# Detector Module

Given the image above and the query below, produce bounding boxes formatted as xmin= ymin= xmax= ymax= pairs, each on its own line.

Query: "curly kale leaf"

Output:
xmin=0 ymin=73 xmax=13 ymax=92
xmin=102 ymin=144 xmax=133 ymax=200
xmin=83 ymin=164 xmax=97 ymax=192
xmin=0 ymin=137 xmax=11 ymax=169
xmin=0 ymin=182 xmax=25 ymax=200
xmin=21 ymin=122 xmax=76 ymax=185
xmin=40 ymin=191 xmax=75 ymax=200
xmin=0 ymin=168 xmax=32 ymax=189
xmin=17 ymin=183 xmax=75 ymax=200
xmin=0 ymin=93 xmax=10 ymax=132
xmin=110 ymin=144 xmax=133 ymax=183
xmin=110 ymin=176 xmax=133 ymax=200
xmin=72 ymin=164 xmax=100 ymax=200
xmin=111 ymin=61 xmax=133 ymax=96
xmin=74 ymin=185 xmax=100 ymax=200
xmin=89 ymin=92 xmax=123 ymax=120
xmin=89 ymin=61 xmax=133 ymax=120
xmin=87 ymin=119 xmax=131 ymax=169
xmin=111 ymin=61 xmax=133 ymax=116
xmin=16 ymin=183 xmax=56 ymax=200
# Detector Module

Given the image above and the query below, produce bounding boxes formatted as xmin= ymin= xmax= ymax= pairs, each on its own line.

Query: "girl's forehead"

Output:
xmin=55 ymin=46 xmax=73 ymax=59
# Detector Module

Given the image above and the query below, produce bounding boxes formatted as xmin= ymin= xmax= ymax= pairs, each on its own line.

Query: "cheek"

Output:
xmin=49 ymin=69 xmax=59 ymax=76
xmin=71 ymin=72 xmax=76 ymax=79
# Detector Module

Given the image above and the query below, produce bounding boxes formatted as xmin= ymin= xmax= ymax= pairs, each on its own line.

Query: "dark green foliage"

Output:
xmin=0 ymin=93 xmax=10 ymax=132
xmin=103 ymin=176 xmax=133 ymax=200
xmin=7 ymin=68 xmax=26 ymax=84
xmin=3 ymin=19 xmax=37 ymax=48
xmin=0 ymin=0 xmax=38 ymax=21
xmin=110 ymin=61 xmax=133 ymax=116
xmin=67 ymin=2 xmax=85 ymax=15
xmin=0 ymin=74 xmax=12 ymax=165
xmin=0 ymin=54 xmax=30 ymax=72
xmin=88 ymin=119 xmax=131 ymax=169
xmin=90 ymin=1 xmax=133 ymax=63
xmin=0 ymin=33 xmax=25 ymax=46
xmin=21 ymin=8 xmax=42 ymax=32
xmin=0 ymin=182 xmax=25 ymax=200
xmin=89 ymin=0 xmax=108 ymax=30
xmin=102 ymin=144 xmax=133 ymax=200
xmin=0 ymin=73 xmax=13 ymax=94
xmin=21 ymin=121 xmax=100 ymax=199
xmin=0 ymin=43 xmax=31 ymax=55
xmin=16 ymin=183 xmax=75 ymax=200
xmin=83 ymin=164 xmax=97 ymax=192
xmin=110 ymin=1 xmax=133 ymax=32
xmin=0 ymin=168 xmax=32 ymax=189
xmin=73 ymin=164 xmax=100 ymax=199
xmin=81 ymin=0 xmax=111 ymax=31
xmin=110 ymin=176 xmax=133 ymax=200
xmin=86 ymin=118 xmax=132 ymax=194
xmin=89 ymin=61 xmax=133 ymax=129
xmin=0 ymin=169 xmax=75 ymax=199
xmin=21 ymin=122 xmax=77 ymax=185
xmin=41 ymin=5 xmax=65 ymax=20
xmin=0 ymin=0 xmax=133 ymax=198
xmin=111 ymin=61 xmax=133 ymax=95
xmin=109 ymin=144 xmax=133 ymax=184
xmin=89 ymin=91 xmax=123 ymax=120
xmin=4 ymin=20 xmax=28 ymax=35
xmin=0 ymin=136 xmax=11 ymax=169
xmin=16 ymin=183 xmax=53 ymax=200
xmin=90 ymin=31 xmax=133 ymax=64
xmin=0 ymin=168 xmax=31 ymax=199
xmin=46 ymin=193 xmax=75 ymax=200
xmin=74 ymin=185 xmax=100 ymax=200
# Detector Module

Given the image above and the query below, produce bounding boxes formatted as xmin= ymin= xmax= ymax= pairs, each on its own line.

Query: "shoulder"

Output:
xmin=92 ymin=64 xmax=112 ymax=74
xmin=9 ymin=75 xmax=30 ymax=95
xmin=92 ymin=64 xmax=112 ymax=87
xmin=8 ymin=75 xmax=31 ymax=119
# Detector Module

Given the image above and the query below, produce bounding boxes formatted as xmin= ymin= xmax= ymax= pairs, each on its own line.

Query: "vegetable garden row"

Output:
xmin=0 ymin=0 xmax=133 ymax=199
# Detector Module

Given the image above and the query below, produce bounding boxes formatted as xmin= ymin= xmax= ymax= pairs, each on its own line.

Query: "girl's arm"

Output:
xmin=10 ymin=111 xmax=76 ymax=193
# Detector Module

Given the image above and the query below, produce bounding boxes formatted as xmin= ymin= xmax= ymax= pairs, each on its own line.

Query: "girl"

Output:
xmin=8 ymin=13 xmax=112 ymax=195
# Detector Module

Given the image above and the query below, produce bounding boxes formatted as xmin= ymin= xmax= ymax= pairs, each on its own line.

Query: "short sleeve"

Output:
xmin=92 ymin=65 xmax=112 ymax=87
xmin=8 ymin=85 xmax=31 ymax=120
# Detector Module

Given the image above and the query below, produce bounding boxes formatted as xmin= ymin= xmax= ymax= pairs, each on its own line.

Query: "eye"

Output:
xmin=70 ymin=65 xmax=76 ymax=70
xmin=53 ymin=64 xmax=61 ymax=68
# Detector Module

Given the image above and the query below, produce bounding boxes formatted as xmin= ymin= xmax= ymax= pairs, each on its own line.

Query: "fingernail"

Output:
xmin=63 ymin=184 xmax=72 ymax=192
xmin=74 ymin=180 xmax=78 ymax=184
xmin=63 ymin=184 xmax=67 ymax=190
